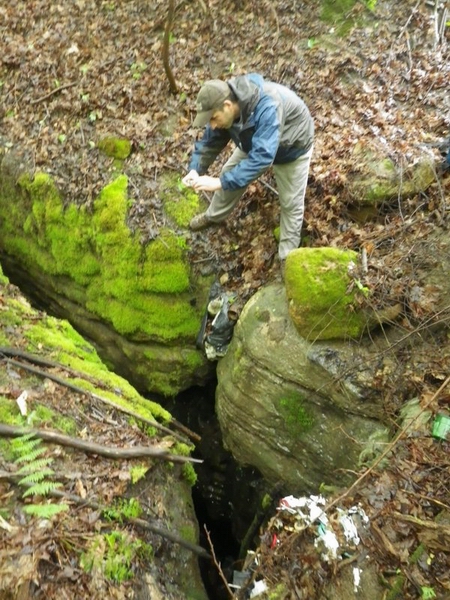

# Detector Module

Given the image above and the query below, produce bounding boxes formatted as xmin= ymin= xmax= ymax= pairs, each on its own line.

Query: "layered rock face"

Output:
xmin=216 ymin=282 xmax=391 ymax=492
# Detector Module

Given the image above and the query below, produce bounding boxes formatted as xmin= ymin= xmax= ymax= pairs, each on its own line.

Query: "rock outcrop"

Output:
xmin=0 ymin=145 xmax=213 ymax=397
xmin=216 ymin=282 xmax=391 ymax=492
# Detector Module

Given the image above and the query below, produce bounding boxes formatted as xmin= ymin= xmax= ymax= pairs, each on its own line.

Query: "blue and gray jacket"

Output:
xmin=188 ymin=73 xmax=314 ymax=191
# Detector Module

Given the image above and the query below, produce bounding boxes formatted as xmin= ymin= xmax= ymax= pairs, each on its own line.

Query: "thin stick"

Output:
xmin=0 ymin=423 xmax=202 ymax=464
xmin=30 ymin=82 xmax=77 ymax=105
xmin=203 ymin=525 xmax=235 ymax=598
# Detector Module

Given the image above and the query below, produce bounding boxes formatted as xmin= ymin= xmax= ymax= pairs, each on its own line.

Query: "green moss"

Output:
xmin=320 ymin=0 xmax=359 ymax=36
xmin=103 ymin=497 xmax=143 ymax=523
xmin=268 ymin=583 xmax=288 ymax=599
xmin=286 ymin=247 xmax=366 ymax=340
xmin=97 ymin=137 xmax=132 ymax=160
xmin=273 ymin=226 xmax=280 ymax=243
xmin=28 ymin=404 xmax=77 ymax=435
xmin=1 ymin=173 xmax=205 ymax=344
xmin=159 ymin=172 xmax=205 ymax=228
xmin=0 ymin=263 xmax=8 ymax=284
xmin=22 ymin=311 xmax=171 ymax=424
xmin=0 ymin=169 xmax=212 ymax=396
xmin=182 ymin=463 xmax=198 ymax=486
xmin=0 ymin=397 xmax=25 ymax=426
xmin=130 ymin=464 xmax=149 ymax=484
xmin=277 ymin=393 xmax=315 ymax=436
xmin=80 ymin=531 xmax=152 ymax=583
xmin=179 ymin=524 xmax=197 ymax=544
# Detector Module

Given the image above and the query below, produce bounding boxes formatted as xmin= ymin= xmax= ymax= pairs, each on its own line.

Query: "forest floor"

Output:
xmin=1 ymin=0 xmax=450 ymax=598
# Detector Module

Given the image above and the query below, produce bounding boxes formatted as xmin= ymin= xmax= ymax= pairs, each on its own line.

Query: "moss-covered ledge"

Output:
xmin=0 ymin=149 xmax=214 ymax=396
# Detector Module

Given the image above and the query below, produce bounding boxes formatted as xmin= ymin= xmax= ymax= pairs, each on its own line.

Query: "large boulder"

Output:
xmin=216 ymin=283 xmax=391 ymax=493
xmin=0 ymin=145 xmax=213 ymax=396
xmin=347 ymin=142 xmax=435 ymax=209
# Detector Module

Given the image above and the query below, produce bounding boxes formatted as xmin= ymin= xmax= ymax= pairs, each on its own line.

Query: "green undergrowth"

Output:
xmin=103 ymin=497 xmax=143 ymax=523
xmin=80 ymin=530 xmax=153 ymax=583
xmin=0 ymin=398 xmax=77 ymax=461
xmin=10 ymin=433 xmax=68 ymax=518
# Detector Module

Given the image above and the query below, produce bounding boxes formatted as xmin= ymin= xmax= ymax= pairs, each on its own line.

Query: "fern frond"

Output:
xmin=23 ymin=503 xmax=68 ymax=517
xmin=15 ymin=446 xmax=47 ymax=464
xmin=16 ymin=457 xmax=54 ymax=474
xmin=23 ymin=481 xmax=62 ymax=498
xmin=10 ymin=435 xmax=42 ymax=454
xmin=19 ymin=469 xmax=55 ymax=485
xmin=10 ymin=432 xmax=36 ymax=445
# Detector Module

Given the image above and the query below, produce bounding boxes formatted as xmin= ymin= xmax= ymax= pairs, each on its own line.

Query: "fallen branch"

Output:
xmin=30 ymin=81 xmax=77 ymax=105
xmin=163 ymin=0 xmax=178 ymax=94
xmin=0 ymin=469 xmax=210 ymax=559
xmin=0 ymin=423 xmax=202 ymax=464
xmin=1 ymin=350 xmax=200 ymax=442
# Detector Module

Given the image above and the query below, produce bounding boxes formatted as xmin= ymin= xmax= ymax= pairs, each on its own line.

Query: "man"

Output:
xmin=182 ymin=73 xmax=314 ymax=266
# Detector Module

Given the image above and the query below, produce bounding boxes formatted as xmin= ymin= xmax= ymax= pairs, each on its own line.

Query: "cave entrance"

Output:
xmin=165 ymin=379 xmax=273 ymax=600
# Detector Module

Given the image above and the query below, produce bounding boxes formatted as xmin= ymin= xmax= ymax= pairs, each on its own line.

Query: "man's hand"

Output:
xmin=192 ymin=176 xmax=222 ymax=192
xmin=182 ymin=170 xmax=199 ymax=187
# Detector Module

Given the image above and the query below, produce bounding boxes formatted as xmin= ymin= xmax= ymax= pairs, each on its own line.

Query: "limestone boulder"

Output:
xmin=346 ymin=142 xmax=436 ymax=210
xmin=216 ymin=283 xmax=391 ymax=493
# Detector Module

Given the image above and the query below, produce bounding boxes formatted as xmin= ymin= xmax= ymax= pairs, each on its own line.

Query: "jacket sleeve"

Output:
xmin=188 ymin=127 xmax=230 ymax=175
xmin=220 ymin=102 xmax=281 ymax=190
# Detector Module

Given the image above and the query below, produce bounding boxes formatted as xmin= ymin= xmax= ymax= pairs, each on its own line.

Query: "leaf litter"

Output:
xmin=1 ymin=0 xmax=450 ymax=597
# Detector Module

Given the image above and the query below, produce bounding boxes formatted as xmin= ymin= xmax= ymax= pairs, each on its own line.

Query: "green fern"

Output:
xmin=17 ymin=458 xmax=54 ymax=474
xmin=15 ymin=446 xmax=47 ymax=464
xmin=19 ymin=468 xmax=55 ymax=485
xmin=10 ymin=434 xmax=68 ymax=517
xmin=22 ymin=481 xmax=63 ymax=498
xmin=23 ymin=503 xmax=68 ymax=517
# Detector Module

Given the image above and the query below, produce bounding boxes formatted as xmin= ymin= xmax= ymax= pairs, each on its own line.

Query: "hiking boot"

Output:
xmin=189 ymin=212 xmax=213 ymax=231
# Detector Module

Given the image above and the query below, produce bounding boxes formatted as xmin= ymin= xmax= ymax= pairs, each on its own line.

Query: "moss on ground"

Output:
xmin=0 ymin=267 xmax=171 ymax=425
xmin=97 ymin=136 xmax=132 ymax=160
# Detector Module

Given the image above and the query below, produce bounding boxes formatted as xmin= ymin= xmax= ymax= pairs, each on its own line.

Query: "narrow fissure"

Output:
xmin=166 ymin=380 xmax=269 ymax=600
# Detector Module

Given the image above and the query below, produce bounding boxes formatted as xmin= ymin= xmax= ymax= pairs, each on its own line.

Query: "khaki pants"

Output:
xmin=205 ymin=146 xmax=313 ymax=259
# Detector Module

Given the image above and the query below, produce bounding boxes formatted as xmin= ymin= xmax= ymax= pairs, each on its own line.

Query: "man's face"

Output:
xmin=209 ymin=101 xmax=236 ymax=130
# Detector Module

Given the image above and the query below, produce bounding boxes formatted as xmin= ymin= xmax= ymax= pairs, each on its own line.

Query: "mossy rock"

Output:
xmin=159 ymin=171 xmax=206 ymax=229
xmin=0 ymin=159 xmax=213 ymax=396
xmin=97 ymin=136 xmax=132 ymax=160
xmin=285 ymin=247 xmax=368 ymax=340
xmin=347 ymin=143 xmax=435 ymax=207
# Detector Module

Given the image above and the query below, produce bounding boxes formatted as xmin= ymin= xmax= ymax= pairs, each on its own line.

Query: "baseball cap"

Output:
xmin=193 ymin=80 xmax=230 ymax=127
